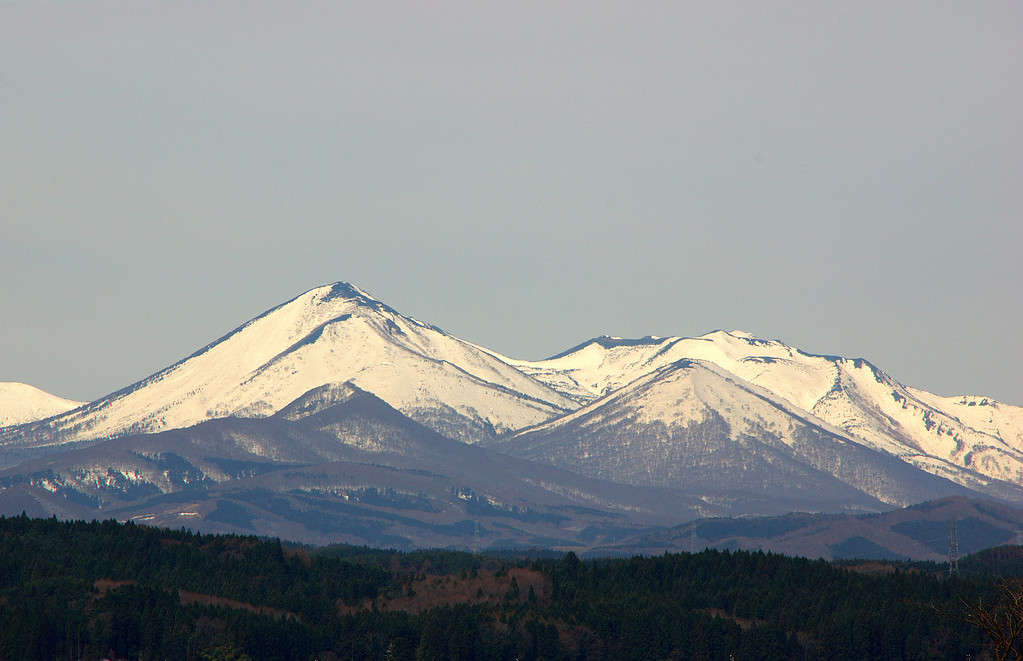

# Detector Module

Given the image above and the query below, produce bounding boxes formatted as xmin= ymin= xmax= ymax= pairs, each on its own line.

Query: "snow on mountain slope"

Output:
xmin=491 ymin=330 xmax=1023 ymax=490
xmin=0 ymin=383 xmax=734 ymax=546
xmin=907 ymin=390 xmax=1023 ymax=452
xmin=0 ymin=383 xmax=84 ymax=428
xmin=807 ymin=358 xmax=1023 ymax=484
xmin=6 ymin=281 xmax=1020 ymax=505
xmin=487 ymin=331 xmax=840 ymax=408
xmin=2 ymin=283 xmax=575 ymax=450
xmin=489 ymin=358 xmax=988 ymax=508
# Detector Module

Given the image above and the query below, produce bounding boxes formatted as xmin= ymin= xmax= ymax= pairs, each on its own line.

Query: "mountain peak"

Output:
xmin=2 ymin=282 xmax=577 ymax=447
xmin=700 ymin=329 xmax=780 ymax=345
xmin=308 ymin=282 xmax=439 ymax=332
xmin=0 ymin=382 xmax=84 ymax=428
xmin=319 ymin=281 xmax=378 ymax=303
xmin=711 ymin=329 xmax=756 ymax=339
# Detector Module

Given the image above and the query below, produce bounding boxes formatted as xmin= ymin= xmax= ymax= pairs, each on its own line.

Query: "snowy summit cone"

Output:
xmin=3 ymin=282 xmax=575 ymax=450
xmin=0 ymin=383 xmax=84 ymax=428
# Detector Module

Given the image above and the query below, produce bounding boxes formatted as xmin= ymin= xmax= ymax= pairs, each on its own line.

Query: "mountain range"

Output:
xmin=2 ymin=281 xmax=1021 ymax=555
xmin=594 ymin=496 xmax=1023 ymax=562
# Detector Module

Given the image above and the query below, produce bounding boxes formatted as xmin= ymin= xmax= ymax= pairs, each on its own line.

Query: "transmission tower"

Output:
xmin=948 ymin=519 xmax=959 ymax=577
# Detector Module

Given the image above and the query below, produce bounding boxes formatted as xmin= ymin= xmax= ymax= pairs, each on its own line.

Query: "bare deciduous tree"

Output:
xmin=964 ymin=580 xmax=1023 ymax=661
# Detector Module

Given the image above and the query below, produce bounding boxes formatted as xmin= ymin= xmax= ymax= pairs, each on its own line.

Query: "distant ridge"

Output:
xmin=544 ymin=335 xmax=670 ymax=361
xmin=600 ymin=496 xmax=1023 ymax=562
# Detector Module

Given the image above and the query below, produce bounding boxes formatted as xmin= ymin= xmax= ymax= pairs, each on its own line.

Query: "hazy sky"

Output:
xmin=2 ymin=1 xmax=1021 ymax=405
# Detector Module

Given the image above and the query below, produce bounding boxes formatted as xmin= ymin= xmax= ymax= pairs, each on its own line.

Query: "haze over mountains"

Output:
xmin=2 ymin=281 xmax=1022 ymax=555
xmin=596 ymin=496 xmax=1023 ymax=562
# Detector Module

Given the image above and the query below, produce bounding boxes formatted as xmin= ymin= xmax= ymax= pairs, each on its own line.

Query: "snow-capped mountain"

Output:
xmin=0 ymin=383 xmax=725 ymax=548
xmin=1 ymin=283 xmax=574 ymax=453
xmin=486 ymin=358 xmax=1008 ymax=507
xmin=4 ymin=283 xmax=1021 ymax=515
xmin=486 ymin=331 xmax=1023 ymax=495
xmin=0 ymin=382 xmax=83 ymax=428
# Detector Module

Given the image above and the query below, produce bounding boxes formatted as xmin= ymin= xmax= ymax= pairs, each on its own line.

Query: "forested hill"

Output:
xmin=0 ymin=515 xmax=1012 ymax=660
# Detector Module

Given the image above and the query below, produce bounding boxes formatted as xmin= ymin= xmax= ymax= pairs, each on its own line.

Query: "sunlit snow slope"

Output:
xmin=2 ymin=283 xmax=574 ymax=448
xmin=489 ymin=358 xmax=996 ymax=507
xmin=0 ymin=383 xmax=83 ymax=428
xmin=5 ymin=283 xmax=1020 ymax=507
xmin=488 ymin=331 xmax=1023 ymax=492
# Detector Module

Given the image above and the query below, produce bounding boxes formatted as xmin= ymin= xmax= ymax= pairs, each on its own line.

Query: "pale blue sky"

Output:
xmin=2 ymin=1 xmax=1021 ymax=404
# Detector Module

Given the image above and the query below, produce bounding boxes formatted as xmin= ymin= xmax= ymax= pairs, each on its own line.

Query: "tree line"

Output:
xmin=0 ymin=514 xmax=1011 ymax=659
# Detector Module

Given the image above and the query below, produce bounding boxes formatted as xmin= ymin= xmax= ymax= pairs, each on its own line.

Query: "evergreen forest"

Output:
xmin=0 ymin=514 xmax=1016 ymax=660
